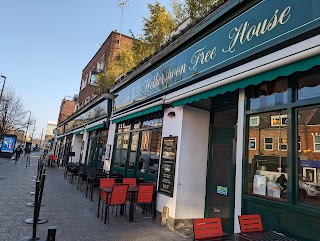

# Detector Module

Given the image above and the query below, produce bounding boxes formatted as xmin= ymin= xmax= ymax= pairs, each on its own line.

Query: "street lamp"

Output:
xmin=0 ymin=75 xmax=6 ymax=101
xmin=24 ymin=111 xmax=32 ymax=145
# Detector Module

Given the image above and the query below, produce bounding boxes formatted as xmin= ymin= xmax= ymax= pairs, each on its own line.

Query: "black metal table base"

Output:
xmin=24 ymin=218 xmax=48 ymax=224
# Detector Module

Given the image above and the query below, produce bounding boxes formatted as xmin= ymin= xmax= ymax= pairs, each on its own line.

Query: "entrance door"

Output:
xmin=206 ymin=106 xmax=238 ymax=234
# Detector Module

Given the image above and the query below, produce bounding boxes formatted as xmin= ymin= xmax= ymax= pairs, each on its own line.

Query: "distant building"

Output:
xmin=45 ymin=121 xmax=57 ymax=149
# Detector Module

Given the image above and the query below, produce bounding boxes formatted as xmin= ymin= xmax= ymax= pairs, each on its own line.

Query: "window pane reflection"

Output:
xmin=297 ymin=107 xmax=320 ymax=206
xmin=139 ymin=131 xmax=150 ymax=173
xmin=246 ymin=79 xmax=288 ymax=110
xmin=149 ymin=130 xmax=162 ymax=175
xmin=128 ymin=133 xmax=138 ymax=169
xmin=246 ymin=110 xmax=288 ymax=201
xmin=298 ymin=73 xmax=320 ymax=100
xmin=120 ymin=134 xmax=129 ymax=168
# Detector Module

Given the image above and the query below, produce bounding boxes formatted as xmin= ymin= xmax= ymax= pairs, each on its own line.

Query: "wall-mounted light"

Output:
xmin=167 ymin=111 xmax=176 ymax=117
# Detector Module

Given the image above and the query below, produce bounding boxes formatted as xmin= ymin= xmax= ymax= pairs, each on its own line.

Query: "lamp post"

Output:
xmin=31 ymin=121 xmax=36 ymax=144
xmin=0 ymin=75 xmax=6 ymax=101
xmin=24 ymin=111 xmax=32 ymax=145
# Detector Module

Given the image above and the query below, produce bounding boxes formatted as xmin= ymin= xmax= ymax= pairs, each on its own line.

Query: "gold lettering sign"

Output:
xmin=223 ymin=6 xmax=291 ymax=53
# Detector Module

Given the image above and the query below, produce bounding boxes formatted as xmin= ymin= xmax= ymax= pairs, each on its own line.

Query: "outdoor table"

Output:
xmin=98 ymin=186 xmax=139 ymax=222
xmin=195 ymin=234 xmax=248 ymax=241
xmin=240 ymin=230 xmax=298 ymax=241
xmin=194 ymin=231 xmax=298 ymax=241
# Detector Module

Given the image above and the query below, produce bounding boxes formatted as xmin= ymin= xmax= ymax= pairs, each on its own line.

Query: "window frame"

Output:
xmin=313 ymin=135 xmax=320 ymax=152
xmin=248 ymin=138 xmax=256 ymax=150
xmin=278 ymin=137 xmax=288 ymax=151
xmin=249 ymin=116 xmax=260 ymax=127
xmin=264 ymin=137 xmax=273 ymax=151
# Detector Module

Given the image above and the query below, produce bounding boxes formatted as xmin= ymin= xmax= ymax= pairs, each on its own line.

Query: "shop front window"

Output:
xmin=246 ymin=79 xmax=288 ymax=110
xmin=120 ymin=134 xmax=129 ymax=168
xmin=128 ymin=133 xmax=139 ymax=169
xmin=297 ymin=107 xmax=320 ymax=206
xmin=149 ymin=129 xmax=162 ymax=175
xmin=139 ymin=131 xmax=150 ymax=173
xmin=246 ymin=110 xmax=288 ymax=201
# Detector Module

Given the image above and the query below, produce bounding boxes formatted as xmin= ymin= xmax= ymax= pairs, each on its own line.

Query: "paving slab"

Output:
xmin=0 ymin=155 xmax=191 ymax=241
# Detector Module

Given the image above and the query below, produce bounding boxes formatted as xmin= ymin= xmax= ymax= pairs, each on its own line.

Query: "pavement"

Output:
xmin=0 ymin=154 xmax=191 ymax=241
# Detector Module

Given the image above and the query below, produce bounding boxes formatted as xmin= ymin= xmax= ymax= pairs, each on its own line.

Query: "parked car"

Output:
xmin=299 ymin=175 xmax=320 ymax=200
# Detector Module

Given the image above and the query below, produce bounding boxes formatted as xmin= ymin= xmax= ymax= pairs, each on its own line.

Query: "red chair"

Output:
xmin=239 ymin=214 xmax=263 ymax=233
xmin=133 ymin=183 xmax=155 ymax=221
xmin=193 ymin=218 xmax=223 ymax=240
xmin=97 ymin=178 xmax=115 ymax=218
xmin=104 ymin=184 xmax=129 ymax=224
xmin=123 ymin=178 xmax=137 ymax=187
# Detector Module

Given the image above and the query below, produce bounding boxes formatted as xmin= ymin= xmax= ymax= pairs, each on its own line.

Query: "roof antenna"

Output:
xmin=118 ymin=0 xmax=132 ymax=48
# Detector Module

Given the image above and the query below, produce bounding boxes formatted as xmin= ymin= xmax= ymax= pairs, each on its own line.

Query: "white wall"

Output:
xmin=81 ymin=131 xmax=89 ymax=164
xmin=70 ymin=134 xmax=83 ymax=163
xmin=157 ymin=105 xmax=210 ymax=220
xmin=104 ymin=123 xmax=116 ymax=171
xmin=233 ymin=89 xmax=245 ymax=233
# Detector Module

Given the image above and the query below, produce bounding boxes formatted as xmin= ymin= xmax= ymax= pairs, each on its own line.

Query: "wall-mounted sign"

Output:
xmin=217 ymin=185 xmax=228 ymax=196
xmin=115 ymin=0 xmax=320 ymax=111
xmin=158 ymin=136 xmax=178 ymax=197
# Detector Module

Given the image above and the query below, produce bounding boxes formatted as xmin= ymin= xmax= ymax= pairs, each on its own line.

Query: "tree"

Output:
xmin=143 ymin=1 xmax=177 ymax=52
xmin=0 ymin=88 xmax=35 ymax=140
xmin=170 ymin=0 xmax=188 ymax=24
xmin=184 ymin=0 xmax=227 ymax=22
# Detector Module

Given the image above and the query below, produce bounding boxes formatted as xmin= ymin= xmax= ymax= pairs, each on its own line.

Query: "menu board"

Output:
xmin=158 ymin=136 xmax=178 ymax=197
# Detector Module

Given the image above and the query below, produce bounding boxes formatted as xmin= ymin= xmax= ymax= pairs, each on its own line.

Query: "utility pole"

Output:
xmin=39 ymin=128 xmax=44 ymax=150
xmin=24 ymin=111 xmax=31 ymax=146
xmin=0 ymin=75 xmax=6 ymax=102
xmin=31 ymin=121 xmax=36 ymax=144
xmin=118 ymin=0 xmax=132 ymax=48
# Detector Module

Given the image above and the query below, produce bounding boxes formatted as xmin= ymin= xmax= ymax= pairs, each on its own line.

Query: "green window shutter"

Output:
xmin=86 ymin=123 xmax=104 ymax=132
xmin=112 ymin=105 xmax=162 ymax=124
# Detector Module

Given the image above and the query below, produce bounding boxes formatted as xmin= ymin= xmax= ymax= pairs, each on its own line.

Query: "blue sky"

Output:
xmin=0 ymin=0 xmax=172 ymax=137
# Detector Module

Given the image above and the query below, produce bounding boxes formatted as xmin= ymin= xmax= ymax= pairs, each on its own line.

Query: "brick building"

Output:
xmin=76 ymin=31 xmax=133 ymax=110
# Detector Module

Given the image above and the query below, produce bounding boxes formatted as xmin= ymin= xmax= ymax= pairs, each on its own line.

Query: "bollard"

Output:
xmin=47 ymin=226 xmax=57 ymax=241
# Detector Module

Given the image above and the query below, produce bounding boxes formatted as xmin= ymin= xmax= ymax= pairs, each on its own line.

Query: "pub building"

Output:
xmin=55 ymin=94 xmax=112 ymax=168
xmin=100 ymin=0 xmax=320 ymax=240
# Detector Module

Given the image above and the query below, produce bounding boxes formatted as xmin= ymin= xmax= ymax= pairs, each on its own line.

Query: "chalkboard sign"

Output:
xmin=158 ymin=136 xmax=178 ymax=197
xmin=68 ymin=152 xmax=75 ymax=157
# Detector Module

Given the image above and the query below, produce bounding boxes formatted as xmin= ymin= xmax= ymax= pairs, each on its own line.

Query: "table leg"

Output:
xmin=129 ymin=192 xmax=135 ymax=222
xmin=97 ymin=190 xmax=101 ymax=218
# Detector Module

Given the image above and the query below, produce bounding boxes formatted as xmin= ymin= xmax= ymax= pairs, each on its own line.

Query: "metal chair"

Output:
xmin=238 ymin=214 xmax=263 ymax=233
xmin=104 ymin=184 xmax=129 ymax=225
xmin=97 ymin=178 xmax=115 ymax=218
xmin=193 ymin=218 xmax=223 ymax=240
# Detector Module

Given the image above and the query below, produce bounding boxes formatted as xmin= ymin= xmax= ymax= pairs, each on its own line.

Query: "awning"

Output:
xmin=112 ymin=105 xmax=162 ymax=124
xmin=57 ymin=136 xmax=65 ymax=140
xmin=172 ymin=54 xmax=320 ymax=107
xmin=73 ymin=131 xmax=82 ymax=135
xmin=86 ymin=123 xmax=105 ymax=132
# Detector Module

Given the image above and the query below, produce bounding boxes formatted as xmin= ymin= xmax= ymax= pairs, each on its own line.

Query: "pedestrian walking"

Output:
xmin=14 ymin=145 xmax=23 ymax=164
xmin=25 ymin=144 xmax=32 ymax=167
